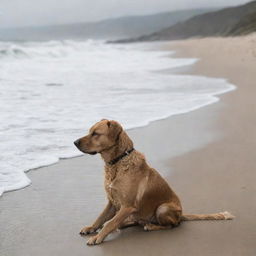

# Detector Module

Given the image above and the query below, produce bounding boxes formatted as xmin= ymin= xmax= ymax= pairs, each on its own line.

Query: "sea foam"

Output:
xmin=0 ymin=40 xmax=235 ymax=196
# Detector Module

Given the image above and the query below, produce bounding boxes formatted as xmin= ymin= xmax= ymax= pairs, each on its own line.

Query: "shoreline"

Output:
xmin=0 ymin=42 xmax=236 ymax=197
xmin=2 ymin=86 xmax=234 ymax=197
xmin=1 ymin=35 xmax=255 ymax=256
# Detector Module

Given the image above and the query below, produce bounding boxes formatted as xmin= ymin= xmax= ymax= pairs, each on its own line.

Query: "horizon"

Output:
xmin=0 ymin=6 xmax=222 ymax=30
xmin=0 ymin=0 xmax=251 ymax=29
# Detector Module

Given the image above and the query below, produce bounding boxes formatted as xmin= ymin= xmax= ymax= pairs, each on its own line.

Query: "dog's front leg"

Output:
xmin=87 ymin=207 xmax=136 ymax=245
xmin=80 ymin=201 xmax=116 ymax=235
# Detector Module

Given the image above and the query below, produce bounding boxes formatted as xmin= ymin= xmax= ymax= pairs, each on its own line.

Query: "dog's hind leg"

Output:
xmin=144 ymin=202 xmax=182 ymax=231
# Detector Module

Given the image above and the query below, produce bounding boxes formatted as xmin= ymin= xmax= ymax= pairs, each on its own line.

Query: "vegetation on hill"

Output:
xmin=228 ymin=10 xmax=256 ymax=35
xmin=111 ymin=1 xmax=256 ymax=43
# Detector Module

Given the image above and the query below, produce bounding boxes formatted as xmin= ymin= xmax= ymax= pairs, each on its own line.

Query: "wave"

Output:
xmin=0 ymin=47 xmax=28 ymax=58
xmin=0 ymin=40 xmax=235 ymax=197
xmin=0 ymin=39 xmax=103 ymax=59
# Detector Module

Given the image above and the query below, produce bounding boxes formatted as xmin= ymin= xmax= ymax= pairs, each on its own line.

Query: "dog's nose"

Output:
xmin=74 ymin=139 xmax=80 ymax=148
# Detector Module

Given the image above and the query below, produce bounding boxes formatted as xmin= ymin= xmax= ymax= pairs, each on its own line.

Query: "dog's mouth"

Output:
xmin=73 ymin=142 xmax=97 ymax=155
xmin=87 ymin=151 xmax=97 ymax=155
xmin=78 ymin=149 xmax=97 ymax=155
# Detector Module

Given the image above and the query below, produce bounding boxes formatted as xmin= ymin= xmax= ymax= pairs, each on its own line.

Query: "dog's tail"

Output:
xmin=181 ymin=211 xmax=235 ymax=221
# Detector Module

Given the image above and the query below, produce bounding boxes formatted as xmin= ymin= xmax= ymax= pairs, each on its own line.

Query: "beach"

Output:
xmin=1 ymin=34 xmax=256 ymax=256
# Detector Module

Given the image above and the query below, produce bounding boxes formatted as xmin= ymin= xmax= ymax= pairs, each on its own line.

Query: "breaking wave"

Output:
xmin=0 ymin=40 xmax=235 ymax=196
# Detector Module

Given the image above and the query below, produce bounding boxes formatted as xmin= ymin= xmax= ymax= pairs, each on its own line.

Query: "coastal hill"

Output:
xmin=112 ymin=1 xmax=256 ymax=43
xmin=228 ymin=9 xmax=256 ymax=35
xmin=0 ymin=8 xmax=214 ymax=41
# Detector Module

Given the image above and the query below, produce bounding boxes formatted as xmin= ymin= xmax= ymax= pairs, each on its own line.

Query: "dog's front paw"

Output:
xmin=80 ymin=226 xmax=97 ymax=236
xmin=87 ymin=235 xmax=103 ymax=246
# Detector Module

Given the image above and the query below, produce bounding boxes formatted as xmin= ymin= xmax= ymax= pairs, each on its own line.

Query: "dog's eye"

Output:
xmin=92 ymin=132 xmax=100 ymax=137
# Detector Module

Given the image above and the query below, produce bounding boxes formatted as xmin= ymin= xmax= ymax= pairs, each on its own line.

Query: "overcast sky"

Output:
xmin=0 ymin=0 xmax=251 ymax=28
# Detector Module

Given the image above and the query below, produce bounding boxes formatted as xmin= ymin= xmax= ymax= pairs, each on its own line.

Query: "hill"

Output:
xmin=0 ymin=8 xmax=215 ymax=41
xmin=228 ymin=9 xmax=256 ymax=35
xmin=112 ymin=1 xmax=256 ymax=43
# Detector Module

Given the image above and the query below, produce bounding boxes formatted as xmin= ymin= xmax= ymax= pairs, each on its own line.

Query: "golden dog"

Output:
xmin=74 ymin=119 xmax=234 ymax=245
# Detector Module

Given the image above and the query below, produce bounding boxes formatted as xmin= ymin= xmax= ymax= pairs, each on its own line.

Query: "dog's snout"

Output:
xmin=74 ymin=139 xmax=81 ymax=148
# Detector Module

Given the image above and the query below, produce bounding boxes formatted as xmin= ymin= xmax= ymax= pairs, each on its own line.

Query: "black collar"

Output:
xmin=108 ymin=148 xmax=134 ymax=165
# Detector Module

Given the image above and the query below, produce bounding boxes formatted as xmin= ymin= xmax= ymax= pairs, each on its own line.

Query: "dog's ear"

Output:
xmin=107 ymin=120 xmax=122 ymax=140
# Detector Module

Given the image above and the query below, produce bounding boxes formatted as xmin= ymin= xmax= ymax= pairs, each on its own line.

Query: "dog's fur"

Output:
xmin=74 ymin=119 xmax=234 ymax=245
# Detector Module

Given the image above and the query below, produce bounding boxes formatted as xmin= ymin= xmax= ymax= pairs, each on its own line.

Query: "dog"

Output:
xmin=74 ymin=119 xmax=234 ymax=245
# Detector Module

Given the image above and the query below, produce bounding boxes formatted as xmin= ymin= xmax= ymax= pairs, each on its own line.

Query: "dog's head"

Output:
xmin=74 ymin=119 xmax=123 ymax=155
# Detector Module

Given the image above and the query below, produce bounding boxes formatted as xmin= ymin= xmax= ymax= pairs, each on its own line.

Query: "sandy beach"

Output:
xmin=1 ymin=35 xmax=256 ymax=256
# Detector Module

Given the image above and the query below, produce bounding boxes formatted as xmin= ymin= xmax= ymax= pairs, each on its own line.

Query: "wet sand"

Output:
xmin=1 ymin=35 xmax=256 ymax=256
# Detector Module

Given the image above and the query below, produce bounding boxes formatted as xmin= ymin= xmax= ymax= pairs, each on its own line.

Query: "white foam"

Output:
xmin=0 ymin=40 xmax=235 ymax=196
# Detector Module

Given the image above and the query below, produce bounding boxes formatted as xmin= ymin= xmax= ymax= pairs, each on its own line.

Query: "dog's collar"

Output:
xmin=108 ymin=148 xmax=134 ymax=165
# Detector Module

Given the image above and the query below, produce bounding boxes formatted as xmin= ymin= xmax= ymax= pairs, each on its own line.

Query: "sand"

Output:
xmin=1 ymin=34 xmax=256 ymax=256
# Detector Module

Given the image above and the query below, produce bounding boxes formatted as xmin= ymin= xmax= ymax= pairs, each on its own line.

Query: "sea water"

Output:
xmin=0 ymin=40 xmax=235 ymax=196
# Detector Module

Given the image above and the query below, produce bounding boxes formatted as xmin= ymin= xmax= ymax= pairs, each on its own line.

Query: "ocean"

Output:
xmin=0 ymin=40 xmax=235 ymax=196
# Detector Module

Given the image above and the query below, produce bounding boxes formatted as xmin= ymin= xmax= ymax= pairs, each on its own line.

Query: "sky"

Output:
xmin=0 ymin=0 xmax=251 ymax=28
